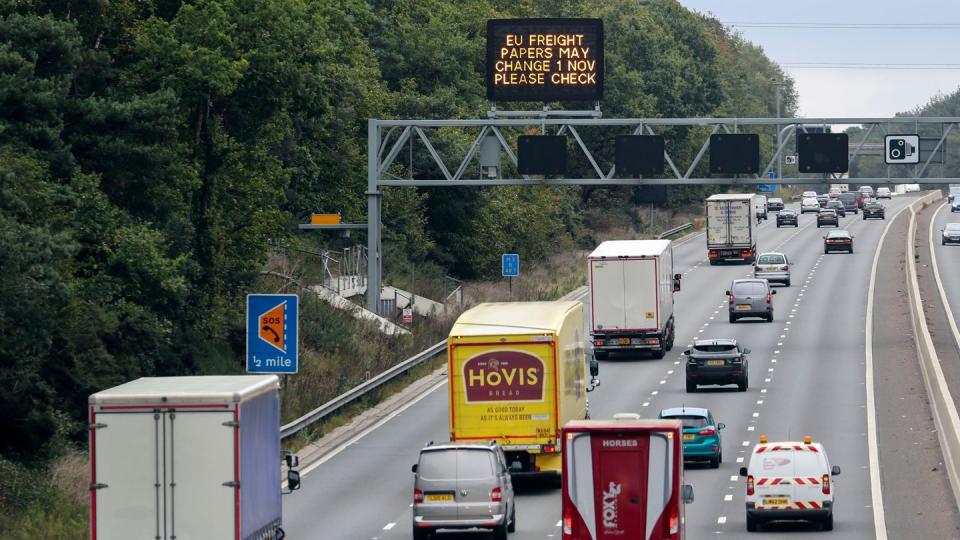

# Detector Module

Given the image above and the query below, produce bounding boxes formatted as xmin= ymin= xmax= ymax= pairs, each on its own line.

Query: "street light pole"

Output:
xmin=774 ymin=80 xmax=783 ymax=182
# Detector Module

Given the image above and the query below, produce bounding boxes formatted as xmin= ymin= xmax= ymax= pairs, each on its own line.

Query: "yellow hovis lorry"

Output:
xmin=448 ymin=301 xmax=599 ymax=481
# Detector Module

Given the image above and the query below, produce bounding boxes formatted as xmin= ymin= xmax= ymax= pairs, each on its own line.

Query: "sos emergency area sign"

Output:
xmin=486 ymin=18 xmax=604 ymax=102
xmin=246 ymin=294 xmax=299 ymax=374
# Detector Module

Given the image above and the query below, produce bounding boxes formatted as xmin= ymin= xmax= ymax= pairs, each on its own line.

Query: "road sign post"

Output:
xmin=247 ymin=294 xmax=299 ymax=374
xmin=502 ymin=253 xmax=519 ymax=300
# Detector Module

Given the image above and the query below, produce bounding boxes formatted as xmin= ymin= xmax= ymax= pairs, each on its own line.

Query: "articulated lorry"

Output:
xmin=561 ymin=417 xmax=694 ymax=539
xmin=706 ymin=194 xmax=758 ymax=265
xmin=89 ymin=375 xmax=300 ymax=540
xmin=588 ymin=240 xmax=681 ymax=360
xmin=448 ymin=301 xmax=599 ymax=481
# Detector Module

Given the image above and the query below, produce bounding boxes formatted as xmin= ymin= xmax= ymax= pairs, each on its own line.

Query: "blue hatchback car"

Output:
xmin=658 ymin=407 xmax=724 ymax=468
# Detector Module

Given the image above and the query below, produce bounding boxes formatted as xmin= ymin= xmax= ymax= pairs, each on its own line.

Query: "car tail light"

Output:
xmin=414 ymin=488 xmax=424 ymax=503
xmin=491 ymin=486 xmax=503 ymax=502
xmin=563 ymin=510 xmax=573 ymax=535
xmin=822 ymin=474 xmax=831 ymax=495
xmin=754 ymin=265 xmax=762 ymax=272
xmin=698 ymin=427 xmax=715 ymax=436
xmin=780 ymin=265 xmax=789 ymax=271
xmin=669 ymin=504 xmax=679 ymax=535
xmin=593 ymin=339 xmax=603 ymax=346
xmin=647 ymin=338 xmax=659 ymax=345
xmin=746 ymin=475 xmax=755 ymax=496
xmin=766 ymin=293 xmax=772 ymax=304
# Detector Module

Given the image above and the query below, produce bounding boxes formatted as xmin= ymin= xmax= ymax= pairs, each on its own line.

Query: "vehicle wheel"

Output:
xmin=785 ymin=280 xmax=791 ymax=287
xmin=651 ymin=348 xmax=665 ymax=360
xmin=850 ymin=247 xmax=854 ymax=253
xmin=766 ymin=313 xmax=774 ymax=322
xmin=822 ymin=512 xmax=834 ymax=531
xmin=944 ymin=240 xmax=947 ymax=246
xmin=413 ymin=528 xmax=431 ymax=540
xmin=776 ymin=224 xmax=781 ymax=228
xmin=686 ymin=379 xmax=697 ymax=393
xmin=719 ymin=451 xmax=723 ymax=464
xmin=709 ymin=260 xmax=718 ymax=266
xmin=665 ymin=329 xmax=674 ymax=351
xmin=710 ymin=454 xmax=720 ymax=468
xmin=507 ymin=505 xmax=516 ymax=533
xmin=824 ymin=248 xmax=829 ymax=254
xmin=492 ymin=522 xmax=509 ymax=540
xmin=816 ymin=223 xmax=821 ymax=228
xmin=594 ymin=350 xmax=608 ymax=360
xmin=729 ymin=314 xmax=737 ymax=323
xmin=746 ymin=514 xmax=758 ymax=532
xmin=738 ymin=377 xmax=748 ymax=392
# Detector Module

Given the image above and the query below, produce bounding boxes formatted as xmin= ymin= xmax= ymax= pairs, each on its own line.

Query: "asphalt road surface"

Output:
xmin=283 ymin=194 xmax=944 ymax=539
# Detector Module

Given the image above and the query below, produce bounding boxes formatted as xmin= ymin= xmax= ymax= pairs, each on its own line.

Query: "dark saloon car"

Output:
xmin=817 ymin=208 xmax=839 ymax=228
xmin=776 ymin=209 xmax=799 ymax=227
xmin=837 ymin=192 xmax=862 ymax=214
xmin=825 ymin=199 xmax=846 ymax=217
xmin=824 ymin=229 xmax=854 ymax=253
xmin=767 ymin=198 xmax=785 ymax=211
xmin=817 ymin=194 xmax=830 ymax=207
xmin=685 ymin=339 xmax=750 ymax=392
xmin=863 ymin=201 xmax=885 ymax=220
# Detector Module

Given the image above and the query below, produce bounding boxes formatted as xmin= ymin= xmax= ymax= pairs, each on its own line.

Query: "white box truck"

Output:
xmin=706 ymin=194 xmax=758 ymax=265
xmin=948 ymin=184 xmax=960 ymax=202
xmin=588 ymin=240 xmax=680 ymax=360
xmin=89 ymin=375 xmax=299 ymax=540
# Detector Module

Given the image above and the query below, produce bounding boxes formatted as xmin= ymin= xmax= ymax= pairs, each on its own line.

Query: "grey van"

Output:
xmin=412 ymin=441 xmax=515 ymax=539
xmin=727 ymin=279 xmax=776 ymax=323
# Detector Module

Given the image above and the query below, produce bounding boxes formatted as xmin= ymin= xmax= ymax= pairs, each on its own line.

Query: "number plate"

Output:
xmin=619 ymin=337 xmax=631 ymax=345
xmin=763 ymin=498 xmax=789 ymax=506
xmin=425 ymin=494 xmax=454 ymax=502
xmin=683 ymin=434 xmax=696 ymax=441
xmin=706 ymin=359 xmax=725 ymax=366
xmin=735 ymin=305 xmax=751 ymax=311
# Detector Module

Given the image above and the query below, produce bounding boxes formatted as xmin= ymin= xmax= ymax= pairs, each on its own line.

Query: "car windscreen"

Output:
xmin=694 ymin=343 xmax=738 ymax=353
xmin=758 ymin=254 xmax=785 ymax=265
xmin=769 ymin=199 xmax=783 ymax=204
xmin=662 ymin=415 xmax=709 ymax=429
xmin=418 ymin=449 xmax=495 ymax=481
xmin=732 ymin=282 xmax=767 ymax=295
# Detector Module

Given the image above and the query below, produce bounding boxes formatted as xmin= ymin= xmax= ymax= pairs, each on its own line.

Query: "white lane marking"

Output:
xmin=736 ymin=457 xmax=744 ymax=463
xmin=383 ymin=523 xmax=395 ymax=530
xmin=717 ymin=516 xmax=727 ymax=524
xmin=742 ymin=441 xmax=750 ymax=447
xmin=724 ymin=494 xmax=734 ymax=501
xmin=771 ymin=359 xmax=777 ymax=363
xmin=300 ymin=378 xmax=448 ymax=477
xmin=730 ymin=475 xmax=739 ymax=481
xmin=651 ymin=391 xmax=659 ymax=396
xmin=753 ymin=412 xmax=760 ymax=418
xmin=865 ymin=200 xmax=917 ymax=540
xmin=642 ymin=402 xmax=650 ymax=407
xmin=757 ymin=400 xmax=764 ymax=404
xmin=761 ymin=389 xmax=767 ymax=393
xmin=659 ymin=380 xmax=666 ymax=385
xmin=748 ymin=426 xmax=755 ymax=431
xmin=667 ymin=370 xmax=674 ymax=375
xmin=765 ymin=378 xmax=771 ymax=383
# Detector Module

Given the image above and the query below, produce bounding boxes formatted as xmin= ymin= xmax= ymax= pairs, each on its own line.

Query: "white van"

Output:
xmin=739 ymin=436 xmax=841 ymax=532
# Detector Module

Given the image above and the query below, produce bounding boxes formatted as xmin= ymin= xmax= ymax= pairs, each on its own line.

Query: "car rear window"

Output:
xmin=418 ymin=449 xmax=495 ymax=481
xmin=826 ymin=230 xmax=849 ymax=238
xmin=694 ymin=343 xmax=738 ymax=353
xmin=663 ymin=415 xmax=708 ymax=428
xmin=732 ymin=282 xmax=767 ymax=295
xmin=758 ymin=254 xmax=785 ymax=265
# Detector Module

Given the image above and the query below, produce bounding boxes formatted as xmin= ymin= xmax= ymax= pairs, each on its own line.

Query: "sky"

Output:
xmin=679 ymin=0 xmax=960 ymax=118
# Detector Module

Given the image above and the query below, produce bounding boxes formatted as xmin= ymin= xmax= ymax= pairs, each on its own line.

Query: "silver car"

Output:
xmin=727 ymin=279 xmax=776 ymax=323
xmin=754 ymin=252 xmax=791 ymax=286
xmin=412 ymin=442 xmax=515 ymax=540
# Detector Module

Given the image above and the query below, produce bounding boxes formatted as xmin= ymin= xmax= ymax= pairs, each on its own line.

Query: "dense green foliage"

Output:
xmin=0 ymin=0 xmax=794 ymax=463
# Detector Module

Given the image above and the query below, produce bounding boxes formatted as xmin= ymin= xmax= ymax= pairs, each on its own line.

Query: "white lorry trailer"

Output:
xmin=89 ymin=375 xmax=299 ymax=540
xmin=588 ymin=240 xmax=680 ymax=360
xmin=706 ymin=194 xmax=758 ymax=265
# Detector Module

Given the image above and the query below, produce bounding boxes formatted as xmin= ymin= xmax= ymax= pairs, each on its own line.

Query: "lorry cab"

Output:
xmin=740 ymin=436 xmax=840 ymax=532
xmin=561 ymin=418 xmax=693 ymax=540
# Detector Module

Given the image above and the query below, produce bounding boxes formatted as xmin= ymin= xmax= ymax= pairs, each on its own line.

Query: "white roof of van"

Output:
xmin=90 ymin=375 xmax=279 ymax=405
xmin=706 ymin=194 xmax=755 ymax=201
xmin=589 ymin=239 xmax=671 ymax=258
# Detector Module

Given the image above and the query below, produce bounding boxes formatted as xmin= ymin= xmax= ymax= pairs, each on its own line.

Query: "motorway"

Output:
xmin=283 ymin=194 xmax=928 ymax=539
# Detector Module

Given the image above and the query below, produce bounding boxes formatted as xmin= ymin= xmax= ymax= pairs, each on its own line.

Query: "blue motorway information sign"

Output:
xmin=247 ymin=294 xmax=299 ymax=374
xmin=502 ymin=253 xmax=520 ymax=277
xmin=758 ymin=183 xmax=777 ymax=193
